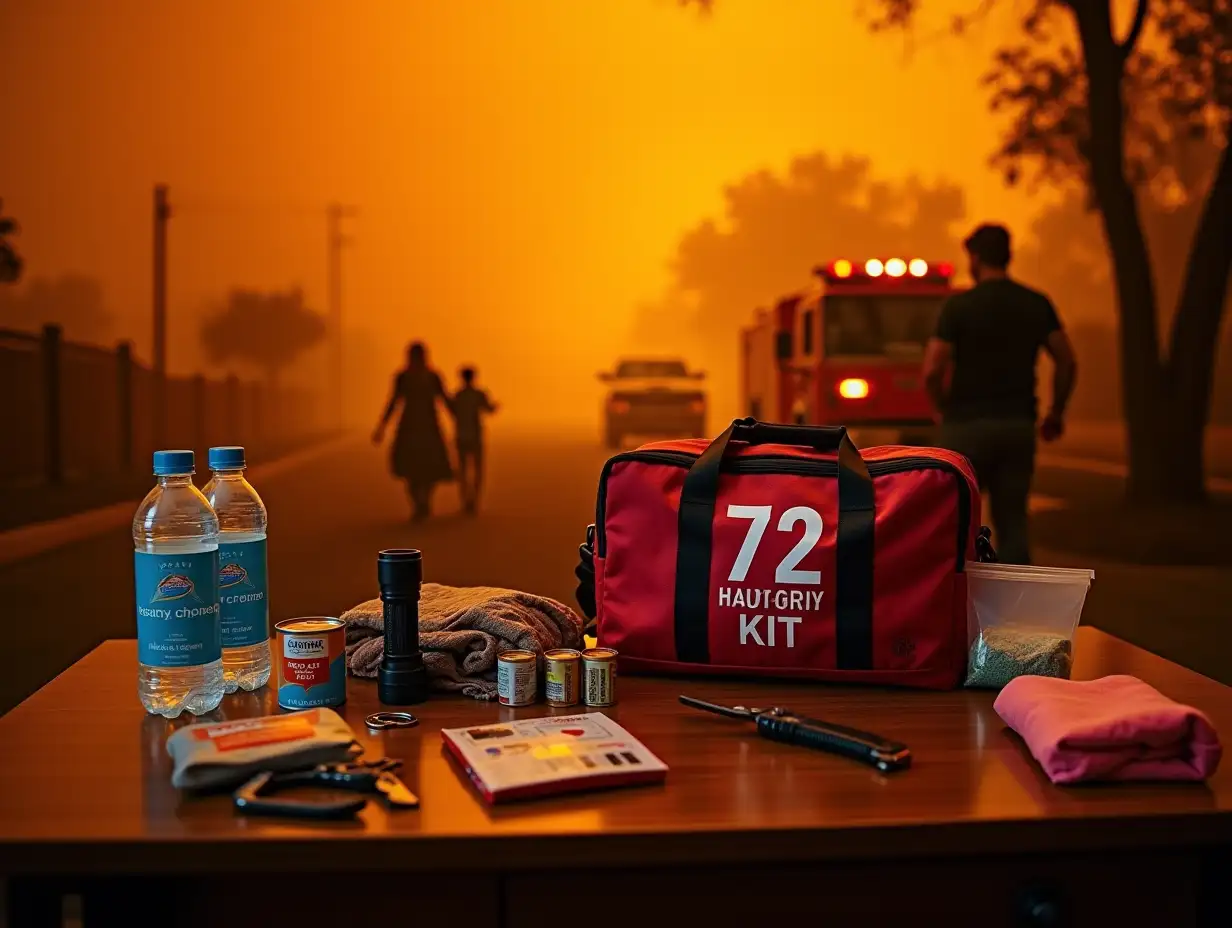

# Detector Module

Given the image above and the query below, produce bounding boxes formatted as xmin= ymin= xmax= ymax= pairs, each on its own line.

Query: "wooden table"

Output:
xmin=1 ymin=628 xmax=1230 ymax=927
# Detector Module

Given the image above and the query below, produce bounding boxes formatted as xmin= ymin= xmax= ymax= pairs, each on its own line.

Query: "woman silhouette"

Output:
xmin=372 ymin=342 xmax=454 ymax=521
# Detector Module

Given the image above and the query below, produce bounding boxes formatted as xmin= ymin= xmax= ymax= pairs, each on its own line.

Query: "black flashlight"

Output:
xmin=377 ymin=548 xmax=429 ymax=705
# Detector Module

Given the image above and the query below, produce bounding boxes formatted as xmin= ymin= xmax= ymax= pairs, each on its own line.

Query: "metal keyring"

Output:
xmin=365 ymin=711 xmax=419 ymax=730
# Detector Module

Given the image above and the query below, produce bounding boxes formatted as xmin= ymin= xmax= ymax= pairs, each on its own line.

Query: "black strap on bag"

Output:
xmin=975 ymin=526 xmax=999 ymax=563
xmin=575 ymin=524 xmax=598 ymax=636
xmin=673 ymin=418 xmax=876 ymax=669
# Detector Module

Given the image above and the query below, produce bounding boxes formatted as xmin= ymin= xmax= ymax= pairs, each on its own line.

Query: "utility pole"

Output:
xmin=153 ymin=184 xmax=171 ymax=448
xmin=327 ymin=202 xmax=358 ymax=431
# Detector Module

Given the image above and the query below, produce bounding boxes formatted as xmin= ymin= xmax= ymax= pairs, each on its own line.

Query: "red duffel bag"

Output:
xmin=579 ymin=418 xmax=980 ymax=689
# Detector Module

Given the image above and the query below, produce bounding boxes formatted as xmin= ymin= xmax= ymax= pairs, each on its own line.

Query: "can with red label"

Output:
xmin=276 ymin=617 xmax=347 ymax=710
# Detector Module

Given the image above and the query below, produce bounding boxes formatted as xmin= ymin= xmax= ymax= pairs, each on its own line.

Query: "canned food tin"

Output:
xmin=544 ymin=648 xmax=581 ymax=707
xmin=583 ymin=647 xmax=618 ymax=707
xmin=497 ymin=649 xmax=538 ymax=707
xmin=276 ymin=617 xmax=346 ymax=710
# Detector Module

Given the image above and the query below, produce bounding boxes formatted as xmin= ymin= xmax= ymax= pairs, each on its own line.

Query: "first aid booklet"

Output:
xmin=441 ymin=712 xmax=668 ymax=804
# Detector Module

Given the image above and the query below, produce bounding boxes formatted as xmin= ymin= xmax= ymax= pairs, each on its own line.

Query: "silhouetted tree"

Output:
xmin=200 ymin=288 xmax=326 ymax=388
xmin=682 ymin=0 xmax=1231 ymax=503
xmin=0 ymin=275 xmax=113 ymax=344
xmin=1020 ymin=135 xmax=1232 ymax=424
xmin=0 ymin=200 xmax=21 ymax=284
xmin=636 ymin=153 xmax=966 ymax=407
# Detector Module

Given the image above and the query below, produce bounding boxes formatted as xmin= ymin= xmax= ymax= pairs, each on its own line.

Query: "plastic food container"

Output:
xmin=965 ymin=562 xmax=1095 ymax=689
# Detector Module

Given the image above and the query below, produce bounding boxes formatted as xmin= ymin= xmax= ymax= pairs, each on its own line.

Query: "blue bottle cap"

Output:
xmin=152 ymin=449 xmax=195 ymax=476
xmin=208 ymin=446 xmax=246 ymax=470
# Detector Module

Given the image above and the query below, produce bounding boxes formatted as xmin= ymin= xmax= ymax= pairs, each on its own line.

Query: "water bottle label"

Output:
xmin=218 ymin=539 xmax=269 ymax=647
xmin=134 ymin=550 xmax=221 ymax=668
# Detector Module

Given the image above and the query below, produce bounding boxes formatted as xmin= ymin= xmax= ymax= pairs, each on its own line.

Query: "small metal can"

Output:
xmin=276 ymin=617 xmax=347 ymax=710
xmin=544 ymin=648 xmax=581 ymax=707
xmin=583 ymin=647 xmax=618 ymax=707
xmin=497 ymin=649 xmax=538 ymax=707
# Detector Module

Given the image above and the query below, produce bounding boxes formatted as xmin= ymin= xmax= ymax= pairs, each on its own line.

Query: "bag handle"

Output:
xmin=730 ymin=419 xmax=850 ymax=453
xmin=673 ymin=418 xmax=876 ymax=669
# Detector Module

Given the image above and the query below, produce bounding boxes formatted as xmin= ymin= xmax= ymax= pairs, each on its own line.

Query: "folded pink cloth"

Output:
xmin=994 ymin=674 xmax=1222 ymax=784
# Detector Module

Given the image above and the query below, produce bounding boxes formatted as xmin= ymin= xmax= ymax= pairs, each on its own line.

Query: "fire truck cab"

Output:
xmin=740 ymin=257 xmax=959 ymax=444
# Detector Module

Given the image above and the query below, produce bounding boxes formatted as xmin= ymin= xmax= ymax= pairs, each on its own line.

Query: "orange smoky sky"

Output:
xmin=0 ymin=0 xmax=1044 ymax=426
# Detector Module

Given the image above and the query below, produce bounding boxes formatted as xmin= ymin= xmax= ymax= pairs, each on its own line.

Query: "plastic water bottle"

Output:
xmin=133 ymin=450 xmax=224 ymax=717
xmin=204 ymin=446 xmax=271 ymax=692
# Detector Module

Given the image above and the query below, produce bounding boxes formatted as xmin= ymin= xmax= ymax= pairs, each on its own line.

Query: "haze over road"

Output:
xmin=2 ymin=422 xmax=1230 ymax=714
xmin=1046 ymin=422 xmax=1232 ymax=481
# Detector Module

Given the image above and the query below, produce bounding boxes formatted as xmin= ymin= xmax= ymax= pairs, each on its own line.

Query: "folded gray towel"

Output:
xmin=343 ymin=583 xmax=584 ymax=700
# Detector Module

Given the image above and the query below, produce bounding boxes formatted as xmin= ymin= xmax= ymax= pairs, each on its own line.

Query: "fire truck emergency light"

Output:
xmin=838 ymin=378 xmax=870 ymax=400
xmin=819 ymin=258 xmax=952 ymax=283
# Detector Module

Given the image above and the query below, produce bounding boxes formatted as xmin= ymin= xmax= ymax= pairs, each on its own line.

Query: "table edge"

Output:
xmin=3 ymin=810 xmax=1230 ymax=875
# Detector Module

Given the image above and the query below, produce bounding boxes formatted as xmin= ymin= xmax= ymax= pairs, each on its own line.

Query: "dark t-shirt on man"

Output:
xmin=934 ymin=278 xmax=1061 ymax=422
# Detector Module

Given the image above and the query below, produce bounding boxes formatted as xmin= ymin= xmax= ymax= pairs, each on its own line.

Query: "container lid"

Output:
xmin=208 ymin=445 xmax=246 ymax=469
xmin=276 ymin=617 xmax=344 ymax=633
xmin=967 ymin=562 xmax=1094 ymax=583
xmin=152 ymin=449 xmax=195 ymax=476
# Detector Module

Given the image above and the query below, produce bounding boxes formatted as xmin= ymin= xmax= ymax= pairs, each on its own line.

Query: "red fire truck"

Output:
xmin=740 ymin=257 xmax=960 ymax=444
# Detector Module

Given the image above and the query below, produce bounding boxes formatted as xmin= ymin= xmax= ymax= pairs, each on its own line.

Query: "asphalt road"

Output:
xmin=1 ymin=425 xmax=1229 ymax=715
xmin=0 ymin=431 xmax=596 ymax=715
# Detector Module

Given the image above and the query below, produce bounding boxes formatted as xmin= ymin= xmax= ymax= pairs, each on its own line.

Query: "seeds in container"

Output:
xmin=965 ymin=627 xmax=1074 ymax=690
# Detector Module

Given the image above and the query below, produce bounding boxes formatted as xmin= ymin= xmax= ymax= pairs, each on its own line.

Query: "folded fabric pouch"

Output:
xmin=994 ymin=674 xmax=1222 ymax=784
xmin=166 ymin=709 xmax=360 ymax=790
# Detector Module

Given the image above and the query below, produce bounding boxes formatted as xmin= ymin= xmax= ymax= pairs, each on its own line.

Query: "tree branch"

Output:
xmin=951 ymin=0 xmax=997 ymax=35
xmin=1119 ymin=0 xmax=1149 ymax=61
